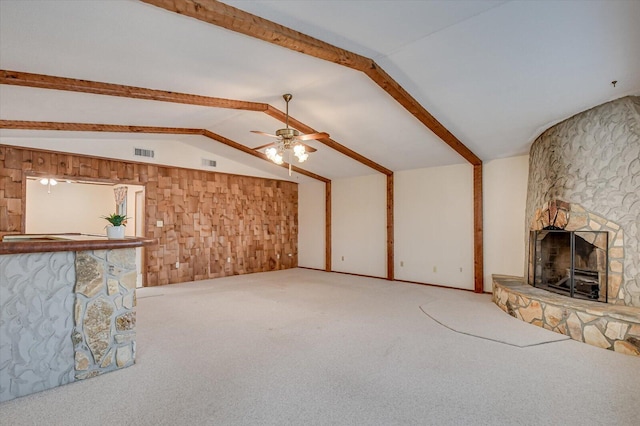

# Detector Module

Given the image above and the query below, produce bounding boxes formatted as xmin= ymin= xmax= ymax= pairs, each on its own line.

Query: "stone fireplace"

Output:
xmin=493 ymin=95 xmax=640 ymax=356
xmin=530 ymin=230 xmax=606 ymax=301
xmin=526 ymin=96 xmax=640 ymax=307
xmin=528 ymin=199 xmax=622 ymax=303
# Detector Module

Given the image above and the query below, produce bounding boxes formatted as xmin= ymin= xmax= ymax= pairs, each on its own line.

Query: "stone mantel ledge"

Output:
xmin=0 ymin=234 xmax=156 ymax=255
xmin=492 ymin=275 xmax=640 ymax=356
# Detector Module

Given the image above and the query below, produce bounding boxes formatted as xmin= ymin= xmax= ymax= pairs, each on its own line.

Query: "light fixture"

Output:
xmin=251 ymin=94 xmax=328 ymax=176
xmin=293 ymin=144 xmax=308 ymax=162
xmin=40 ymin=177 xmax=58 ymax=194
xmin=265 ymin=141 xmax=309 ymax=170
xmin=265 ymin=146 xmax=284 ymax=165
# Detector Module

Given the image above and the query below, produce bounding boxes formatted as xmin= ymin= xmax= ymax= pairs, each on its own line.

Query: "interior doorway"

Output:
xmin=25 ymin=177 xmax=146 ymax=286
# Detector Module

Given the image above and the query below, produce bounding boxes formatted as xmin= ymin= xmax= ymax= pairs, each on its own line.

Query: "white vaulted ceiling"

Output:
xmin=1 ymin=0 xmax=639 ymax=182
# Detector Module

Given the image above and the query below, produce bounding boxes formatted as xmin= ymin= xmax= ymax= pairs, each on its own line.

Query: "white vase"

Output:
xmin=106 ymin=225 xmax=126 ymax=239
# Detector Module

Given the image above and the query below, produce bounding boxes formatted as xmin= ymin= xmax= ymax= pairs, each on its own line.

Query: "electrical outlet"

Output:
xmin=433 ymin=266 xmax=437 ymax=273
xmin=277 ymin=254 xmax=280 ymax=259
xmin=156 ymin=220 xmax=163 ymax=227
xmin=175 ymin=261 xmax=180 ymax=268
xmin=400 ymin=261 xmax=404 ymax=267
xmin=227 ymin=257 xmax=231 ymax=263
xmin=341 ymin=256 xmax=344 ymax=261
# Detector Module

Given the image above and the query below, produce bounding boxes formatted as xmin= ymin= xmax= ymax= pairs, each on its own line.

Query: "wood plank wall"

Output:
xmin=0 ymin=145 xmax=298 ymax=286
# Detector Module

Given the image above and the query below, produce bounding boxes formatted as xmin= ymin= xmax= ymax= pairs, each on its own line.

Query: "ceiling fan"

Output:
xmin=252 ymin=94 xmax=328 ymax=175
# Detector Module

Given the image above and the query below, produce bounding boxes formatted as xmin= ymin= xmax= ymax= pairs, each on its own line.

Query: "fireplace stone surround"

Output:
xmin=492 ymin=96 xmax=640 ymax=355
xmin=529 ymin=200 xmax=620 ymax=303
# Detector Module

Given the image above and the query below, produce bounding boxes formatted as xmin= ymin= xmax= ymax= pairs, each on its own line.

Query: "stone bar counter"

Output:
xmin=0 ymin=234 xmax=156 ymax=402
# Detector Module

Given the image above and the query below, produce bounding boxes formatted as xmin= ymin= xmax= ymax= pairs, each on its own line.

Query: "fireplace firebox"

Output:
xmin=529 ymin=230 xmax=608 ymax=302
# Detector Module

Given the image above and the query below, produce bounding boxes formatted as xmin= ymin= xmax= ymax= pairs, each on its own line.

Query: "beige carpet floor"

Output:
xmin=420 ymin=298 xmax=570 ymax=347
xmin=1 ymin=268 xmax=639 ymax=425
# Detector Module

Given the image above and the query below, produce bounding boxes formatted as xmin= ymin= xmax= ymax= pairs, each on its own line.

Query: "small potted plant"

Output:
xmin=102 ymin=213 xmax=129 ymax=239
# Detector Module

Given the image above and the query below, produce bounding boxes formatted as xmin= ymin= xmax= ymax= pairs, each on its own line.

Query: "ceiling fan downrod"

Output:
xmin=283 ymin=93 xmax=292 ymax=129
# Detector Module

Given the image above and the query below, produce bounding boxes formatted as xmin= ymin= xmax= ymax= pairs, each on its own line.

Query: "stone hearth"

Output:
xmin=493 ymin=275 xmax=640 ymax=356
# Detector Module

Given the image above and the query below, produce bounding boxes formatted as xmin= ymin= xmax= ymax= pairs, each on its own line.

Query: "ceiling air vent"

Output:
xmin=134 ymin=147 xmax=155 ymax=158
xmin=201 ymin=158 xmax=217 ymax=168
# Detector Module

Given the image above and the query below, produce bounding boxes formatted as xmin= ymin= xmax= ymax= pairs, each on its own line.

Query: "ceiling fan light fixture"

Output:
xmin=39 ymin=177 xmax=58 ymax=194
xmin=265 ymin=147 xmax=277 ymax=159
xmin=293 ymin=144 xmax=305 ymax=156
xmin=265 ymin=147 xmax=284 ymax=164
xmin=251 ymin=94 xmax=328 ymax=170
xmin=294 ymin=144 xmax=308 ymax=163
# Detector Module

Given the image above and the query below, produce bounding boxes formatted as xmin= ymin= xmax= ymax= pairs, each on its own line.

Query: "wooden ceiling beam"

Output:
xmin=364 ymin=63 xmax=481 ymax=165
xmin=0 ymin=120 xmax=329 ymax=183
xmin=0 ymin=120 xmax=202 ymax=134
xmin=141 ymin=0 xmax=481 ymax=166
xmin=0 ymin=68 xmax=384 ymax=174
xmin=140 ymin=0 xmax=370 ymax=71
xmin=0 ymin=69 xmax=268 ymax=111
xmin=264 ymin=106 xmax=392 ymax=176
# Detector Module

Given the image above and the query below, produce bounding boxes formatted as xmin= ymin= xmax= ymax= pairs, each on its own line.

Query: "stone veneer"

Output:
xmin=0 ymin=247 xmax=137 ymax=402
xmin=493 ymin=275 xmax=640 ymax=356
xmin=73 ymin=248 xmax=137 ymax=379
xmin=525 ymin=96 xmax=640 ymax=307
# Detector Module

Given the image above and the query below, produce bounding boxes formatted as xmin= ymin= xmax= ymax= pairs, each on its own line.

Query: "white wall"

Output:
xmin=26 ymin=180 xmax=115 ymax=235
xmin=298 ymin=181 xmax=326 ymax=269
xmin=26 ymin=181 xmax=148 ymax=237
xmin=331 ymin=174 xmax=387 ymax=278
xmin=395 ymin=164 xmax=474 ymax=289
xmin=483 ymin=155 xmax=529 ymax=291
xmin=300 ymin=157 xmax=529 ymax=292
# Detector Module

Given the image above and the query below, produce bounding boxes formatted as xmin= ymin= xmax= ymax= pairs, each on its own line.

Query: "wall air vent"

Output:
xmin=134 ymin=147 xmax=155 ymax=158
xmin=201 ymin=158 xmax=217 ymax=168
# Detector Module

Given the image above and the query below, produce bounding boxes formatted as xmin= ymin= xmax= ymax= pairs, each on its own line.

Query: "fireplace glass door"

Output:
xmin=529 ymin=230 xmax=608 ymax=302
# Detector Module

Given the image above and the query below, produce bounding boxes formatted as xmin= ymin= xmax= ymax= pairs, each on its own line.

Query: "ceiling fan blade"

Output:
xmin=299 ymin=143 xmax=317 ymax=153
xmin=297 ymin=132 xmax=329 ymax=141
xmin=252 ymin=142 xmax=278 ymax=151
xmin=251 ymin=130 xmax=278 ymax=138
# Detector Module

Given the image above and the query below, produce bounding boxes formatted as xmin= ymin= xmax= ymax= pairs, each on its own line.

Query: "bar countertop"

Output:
xmin=0 ymin=233 xmax=157 ymax=254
